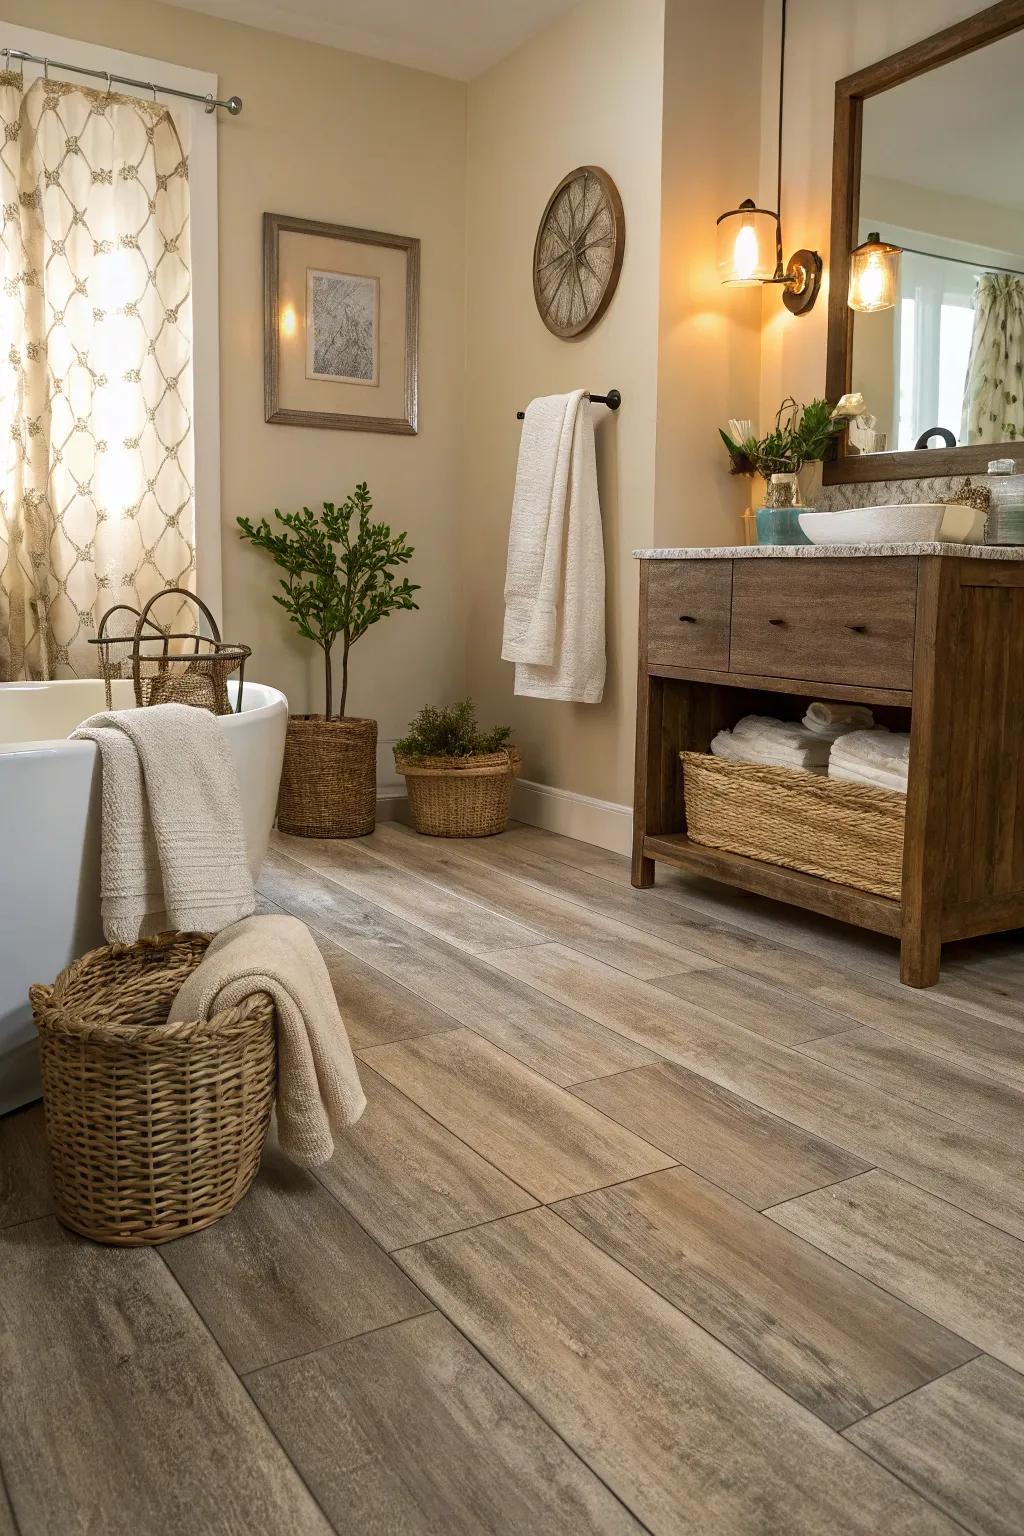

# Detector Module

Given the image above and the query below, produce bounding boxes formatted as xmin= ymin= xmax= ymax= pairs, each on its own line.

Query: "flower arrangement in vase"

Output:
xmin=720 ymin=394 xmax=864 ymax=545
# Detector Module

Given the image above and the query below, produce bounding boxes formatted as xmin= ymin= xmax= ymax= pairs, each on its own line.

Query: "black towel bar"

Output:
xmin=516 ymin=389 xmax=621 ymax=420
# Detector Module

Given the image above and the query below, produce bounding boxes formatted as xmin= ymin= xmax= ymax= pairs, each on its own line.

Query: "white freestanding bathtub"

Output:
xmin=0 ymin=679 xmax=287 ymax=1114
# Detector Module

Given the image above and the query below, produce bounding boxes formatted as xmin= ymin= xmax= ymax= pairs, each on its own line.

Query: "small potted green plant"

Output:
xmin=720 ymin=393 xmax=864 ymax=544
xmin=238 ymin=484 xmax=418 ymax=837
xmin=394 ymin=700 xmax=520 ymax=838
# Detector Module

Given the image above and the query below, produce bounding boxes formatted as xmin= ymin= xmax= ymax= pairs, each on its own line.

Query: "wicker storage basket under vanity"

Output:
xmin=681 ymin=752 xmax=906 ymax=899
xmin=395 ymin=748 xmax=521 ymax=837
xmin=29 ymin=933 xmax=276 ymax=1246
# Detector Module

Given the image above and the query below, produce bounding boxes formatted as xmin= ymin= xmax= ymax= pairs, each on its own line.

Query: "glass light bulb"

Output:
xmin=280 ymin=302 xmax=298 ymax=339
xmin=859 ymin=254 xmax=885 ymax=310
xmin=733 ymin=223 xmax=760 ymax=282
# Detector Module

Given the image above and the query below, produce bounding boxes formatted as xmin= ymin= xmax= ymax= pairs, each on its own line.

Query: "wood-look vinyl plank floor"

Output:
xmin=570 ymin=1060 xmax=867 ymax=1209
xmin=767 ymin=1170 xmax=1024 ymax=1372
xmin=361 ymin=1029 xmax=675 ymax=1203
xmin=552 ymin=1164 xmax=977 ymax=1430
xmin=398 ymin=1208 xmax=960 ymax=1535
xmin=4 ymin=825 xmax=1021 ymax=1535
xmin=0 ymin=1218 xmax=333 ymax=1535
xmin=259 ymin=848 xmax=658 ymax=1086
xmin=844 ymin=1357 xmax=1024 ymax=1536
xmin=312 ymin=1064 xmax=537 ymax=1250
xmin=160 ymin=1139 xmax=431 ymax=1374
xmin=487 ymin=943 xmax=1024 ymax=1241
xmin=0 ymin=1103 xmax=52 ymax=1230
xmin=246 ymin=1310 xmax=642 ymax=1535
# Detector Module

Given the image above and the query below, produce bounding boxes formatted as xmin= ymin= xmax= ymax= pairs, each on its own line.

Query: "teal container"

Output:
xmin=755 ymin=506 xmax=812 ymax=546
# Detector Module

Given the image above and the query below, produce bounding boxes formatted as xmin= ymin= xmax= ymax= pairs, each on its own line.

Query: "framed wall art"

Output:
xmin=263 ymin=212 xmax=419 ymax=434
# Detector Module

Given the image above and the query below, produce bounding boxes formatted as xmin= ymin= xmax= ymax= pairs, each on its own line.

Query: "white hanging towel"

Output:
xmin=501 ymin=390 xmax=606 ymax=703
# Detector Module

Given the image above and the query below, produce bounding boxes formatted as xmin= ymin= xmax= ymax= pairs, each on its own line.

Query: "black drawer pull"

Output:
xmin=848 ymin=623 xmax=867 ymax=634
xmin=678 ymin=614 xmax=696 ymax=623
xmin=768 ymin=617 xmax=786 ymax=627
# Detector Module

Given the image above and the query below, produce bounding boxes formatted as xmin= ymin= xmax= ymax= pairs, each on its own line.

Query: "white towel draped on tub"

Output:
xmin=169 ymin=914 xmax=366 ymax=1169
xmin=72 ymin=702 xmax=255 ymax=943
xmin=502 ymin=390 xmax=606 ymax=703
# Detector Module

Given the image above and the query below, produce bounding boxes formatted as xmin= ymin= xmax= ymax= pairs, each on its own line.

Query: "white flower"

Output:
xmin=832 ymin=392 xmax=865 ymax=419
xmin=728 ymin=418 xmax=755 ymax=441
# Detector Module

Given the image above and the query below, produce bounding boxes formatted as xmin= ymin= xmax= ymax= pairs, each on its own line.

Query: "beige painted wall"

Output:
xmin=757 ymin=0 xmax=990 ymax=414
xmin=462 ymin=0 xmax=666 ymax=816
xmin=654 ymin=0 xmax=764 ymax=549
xmin=23 ymin=0 xmax=467 ymax=779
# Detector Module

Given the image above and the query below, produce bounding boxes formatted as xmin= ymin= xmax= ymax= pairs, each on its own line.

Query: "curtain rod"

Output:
xmin=899 ymin=242 xmax=1024 ymax=280
xmin=1 ymin=46 xmax=242 ymax=114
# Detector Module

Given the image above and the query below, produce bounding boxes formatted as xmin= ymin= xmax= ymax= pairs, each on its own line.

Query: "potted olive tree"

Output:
xmin=394 ymin=699 xmax=520 ymax=838
xmin=238 ymin=484 xmax=418 ymax=837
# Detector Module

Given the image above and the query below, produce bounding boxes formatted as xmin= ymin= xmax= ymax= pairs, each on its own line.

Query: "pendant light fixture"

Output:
xmin=716 ymin=0 xmax=821 ymax=315
xmin=848 ymin=231 xmax=901 ymax=312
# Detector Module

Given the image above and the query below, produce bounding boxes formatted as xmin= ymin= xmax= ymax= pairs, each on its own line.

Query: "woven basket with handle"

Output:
xmin=681 ymin=751 xmax=906 ymax=899
xmin=30 ymin=933 xmax=276 ymax=1246
xmin=90 ymin=588 xmax=250 ymax=715
xmin=395 ymin=748 xmax=521 ymax=838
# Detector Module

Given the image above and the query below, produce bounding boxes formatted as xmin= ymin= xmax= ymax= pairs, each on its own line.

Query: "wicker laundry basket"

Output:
xmin=30 ymin=933 xmax=276 ymax=1246
xmin=395 ymin=748 xmax=521 ymax=837
xmin=681 ymin=751 xmax=906 ymax=899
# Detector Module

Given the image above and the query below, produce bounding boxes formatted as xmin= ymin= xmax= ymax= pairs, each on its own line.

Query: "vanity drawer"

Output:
xmin=729 ymin=558 xmax=918 ymax=689
xmin=646 ymin=560 xmax=732 ymax=672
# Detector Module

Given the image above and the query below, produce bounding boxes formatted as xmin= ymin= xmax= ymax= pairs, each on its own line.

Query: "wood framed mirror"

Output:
xmin=824 ymin=0 xmax=1024 ymax=484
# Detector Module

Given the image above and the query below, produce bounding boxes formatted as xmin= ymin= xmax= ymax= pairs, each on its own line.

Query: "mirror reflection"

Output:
xmin=850 ymin=31 xmax=1024 ymax=457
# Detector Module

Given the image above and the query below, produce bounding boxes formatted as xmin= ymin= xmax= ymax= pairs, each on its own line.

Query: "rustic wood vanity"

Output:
xmin=632 ymin=543 xmax=1024 ymax=987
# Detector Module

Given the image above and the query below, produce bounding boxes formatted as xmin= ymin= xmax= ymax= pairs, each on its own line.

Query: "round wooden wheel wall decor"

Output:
xmin=533 ymin=166 xmax=625 ymax=338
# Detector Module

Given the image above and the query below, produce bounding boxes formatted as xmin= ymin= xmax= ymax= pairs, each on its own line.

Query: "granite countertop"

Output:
xmin=632 ymin=542 xmax=1024 ymax=560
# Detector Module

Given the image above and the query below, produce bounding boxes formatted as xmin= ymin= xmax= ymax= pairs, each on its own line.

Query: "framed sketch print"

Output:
xmin=263 ymin=212 xmax=419 ymax=434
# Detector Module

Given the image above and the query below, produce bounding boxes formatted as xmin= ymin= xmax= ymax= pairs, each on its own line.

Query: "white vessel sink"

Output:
xmin=798 ymin=503 xmax=982 ymax=545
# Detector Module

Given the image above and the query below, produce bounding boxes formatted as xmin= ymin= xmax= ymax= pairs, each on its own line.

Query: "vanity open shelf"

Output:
xmin=632 ymin=546 xmax=1024 ymax=987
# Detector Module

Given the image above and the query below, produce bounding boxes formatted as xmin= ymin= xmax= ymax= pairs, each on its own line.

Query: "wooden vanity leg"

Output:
xmin=632 ymin=565 xmax=656 ymax=889
xmin=899 ymin=558 xmax=956 ymax=989
xmin=899 ymin=929 xmax=942 ymax=989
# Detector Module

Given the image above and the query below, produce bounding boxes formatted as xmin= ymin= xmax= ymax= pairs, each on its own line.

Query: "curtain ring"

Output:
xmin=104 ymin=71 xmax=113 ymax=98
xmin=42 ymin=57 xmax=49 ymax=81
xmin=150 ymin=81 xmax=158 ymax=103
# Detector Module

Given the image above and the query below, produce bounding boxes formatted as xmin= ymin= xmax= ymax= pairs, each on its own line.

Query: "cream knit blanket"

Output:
xmin=169 ymin=914 xmax=366 ymax=1168
xmin=72 ymin=702 xmax=255 ymax=943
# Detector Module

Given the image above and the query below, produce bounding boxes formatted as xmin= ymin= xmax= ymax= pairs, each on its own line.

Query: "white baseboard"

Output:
xmin=511 ymin=777 xmax=633 ymax=856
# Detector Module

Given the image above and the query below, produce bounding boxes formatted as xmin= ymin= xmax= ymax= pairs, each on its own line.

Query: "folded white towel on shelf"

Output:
xmin=711 ymin=715 xmax=831 ymax=774
xmin=830 ymin=761 xmax=908 ymax=794
xmin=803 ymin=701 xmax=876 ymax=740
xmin=72 ymin=702 xmax=255 ymax=944
xmin=829 ymin=728 xmax=910 ymax=794
xmin=501 ymin=390 xmax=605 ymax=704
xmin=169 ymin=913 xmax=366 ymax=1169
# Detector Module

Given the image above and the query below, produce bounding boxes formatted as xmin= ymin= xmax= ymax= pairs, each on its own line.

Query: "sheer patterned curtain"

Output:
xmin=0 ymin=72 xmax=194 ymax=680
xmin=961 ymin=272 xmax=1024 ymax=446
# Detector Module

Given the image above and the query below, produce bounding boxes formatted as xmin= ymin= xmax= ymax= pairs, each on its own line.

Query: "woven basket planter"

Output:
xmin=30 ymin=933 xmax=276 ymax=1247
xmin=681 ymin=751 xmax=906 ymax=899
xmin=395 ymin=748 xmax=521 ymax=838
xmin=277 ymin=715 xmax=377 ymax=838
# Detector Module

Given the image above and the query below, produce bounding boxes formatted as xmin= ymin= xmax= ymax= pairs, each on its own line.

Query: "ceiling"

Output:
xmin=163 ymin=0 xmax=581 ymax=80
xmin=862 ymin=29 xmax=1024 ymax=212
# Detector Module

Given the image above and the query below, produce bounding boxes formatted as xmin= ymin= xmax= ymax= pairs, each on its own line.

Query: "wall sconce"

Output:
xmin=716 ymin=198 xmax=822 ymax=314
xmin=848 ymin=232 xmax=901 ymax=313
xmin=716 ymin=0 xmax=821 ymax=316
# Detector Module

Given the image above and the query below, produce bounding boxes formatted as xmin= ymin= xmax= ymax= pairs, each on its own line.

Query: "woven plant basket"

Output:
xmin=29 ymin=933 xmax=276 ymax=1247
xmin=681 ymin=751 xmax=906 ymax=899
xmin=277 ymin=716 xmax=377 ymax=838
xmin=395 ymin=748 xmax=521 ymax=838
